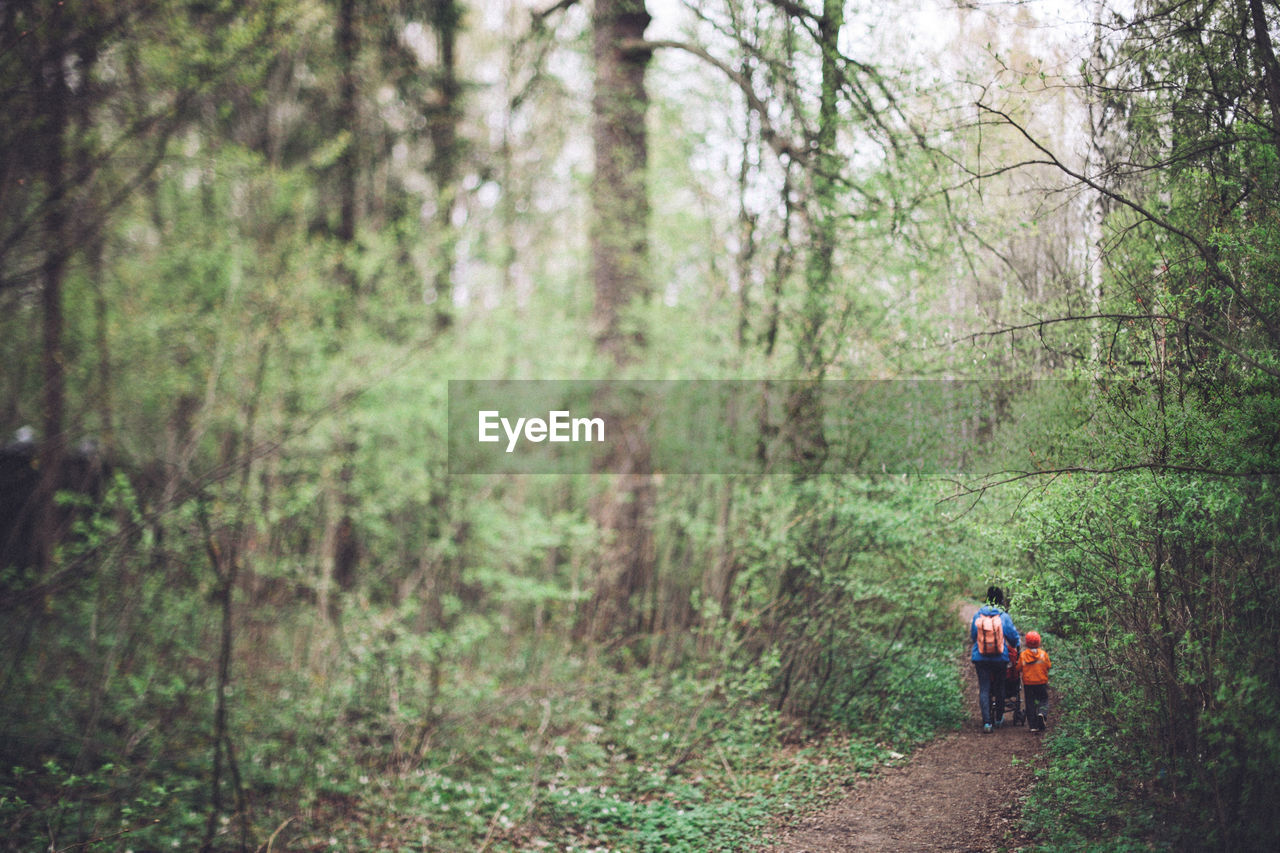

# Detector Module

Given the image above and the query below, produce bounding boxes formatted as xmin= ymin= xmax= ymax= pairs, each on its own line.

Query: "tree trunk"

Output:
xmin=429 ymin=0 xmax=462 ymax=329
xmin=798 ymin=0 xmax=843 ymax=378
xmin=580 ymin=0 xmax=655 ymax=648
xmin=326 ymin=0 xmax=362 ymax=617
xmin=1247 ymin=0 xmax=1280 ymax=155
xmin=34 ymin=4 xmax=71 ymax=574
xmin=773 ymin=0 xmax=844 ymax=716
xmin=782 ymin=0 xmax=844 ymax=477
xmin=337 ymin=0 xmax=358 ymax=253
xmin=590 ymin=0 xmax=652 ymax=361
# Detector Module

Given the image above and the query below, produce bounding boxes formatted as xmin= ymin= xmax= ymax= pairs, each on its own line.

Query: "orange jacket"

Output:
xmin=1019 ymin=646 xmax=1051 ymax=685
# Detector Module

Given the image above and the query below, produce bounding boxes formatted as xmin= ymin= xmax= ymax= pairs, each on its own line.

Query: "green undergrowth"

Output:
xmin=1 ymin=474 xmax=975 ymax=851
xmin=1016 ymin=640 xmax=1163 ymax=852
xmin=506 ymin=653 xmax=965 ymax=852
xmin=1 ymin=626 xmax=965 ymax=851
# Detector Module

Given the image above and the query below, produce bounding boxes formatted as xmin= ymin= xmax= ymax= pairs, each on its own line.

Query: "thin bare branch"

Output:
xmin=946 ymin=462 xmax=1280 ymax=501
xmin=976 ymin=102 xmax=1280 ymax=343
xmin=626 ymin=38 xmax=807 ymax=165
xmin=957 ymin=311 xmax=1280 ymax=380
xmin=532 ymin=0 xmax=580 ymax=22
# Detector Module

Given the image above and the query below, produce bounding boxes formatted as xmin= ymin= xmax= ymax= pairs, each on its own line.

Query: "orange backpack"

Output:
xmin=976 ymin=612 xmax=1004 ymax=656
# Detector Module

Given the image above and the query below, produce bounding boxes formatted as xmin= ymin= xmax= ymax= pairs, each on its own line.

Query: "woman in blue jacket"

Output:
xmin=971 ymin=586 xmax=1020 ymax=732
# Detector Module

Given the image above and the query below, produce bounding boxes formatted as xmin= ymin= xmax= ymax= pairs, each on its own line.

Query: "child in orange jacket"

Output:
xmin=1019 ymin=631 xmax=1052 ymax=731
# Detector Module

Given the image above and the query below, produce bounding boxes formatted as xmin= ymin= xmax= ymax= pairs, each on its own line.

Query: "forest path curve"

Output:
xmin=768 ymin=604 xmax=1046 ymax=852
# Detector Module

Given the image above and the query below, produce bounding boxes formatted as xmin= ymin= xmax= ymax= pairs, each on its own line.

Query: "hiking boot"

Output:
xmin=983 ymin=723 xmax=993 ymax=733
xmin=993 ymin=718 xmax=1004 ymax=729
xmin=1037 ymin=713 xmax=1046 ymax=730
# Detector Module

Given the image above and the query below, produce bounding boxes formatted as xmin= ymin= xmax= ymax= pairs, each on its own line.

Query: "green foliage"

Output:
xmin=10 ymin=0 xmax=1280 ymax=849
xmin=2 ymin=464 xmax=974 ymax=850
xmin=1015 ymin=637 xmax=1164 ymax=851
xmin=720 ymin=475 xmax=973 ymax=733
xmin=1022 ymin=725 xmax=1159 ymax=852
xmin=997 ymin=0 xmax=1280 ymax=845
xmin=0 ymin=607 xmax=951 ymax=850
xmin=1015 ymin=464 xmax=1280 ymax=848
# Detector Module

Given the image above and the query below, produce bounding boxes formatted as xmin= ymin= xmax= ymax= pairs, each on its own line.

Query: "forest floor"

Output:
xmin=766 ymin=604 xmax=1048 ymax=852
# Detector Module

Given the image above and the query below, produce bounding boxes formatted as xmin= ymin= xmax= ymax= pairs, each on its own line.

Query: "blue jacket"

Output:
xmin=971 ymin=605 xmax=1019 ymax=662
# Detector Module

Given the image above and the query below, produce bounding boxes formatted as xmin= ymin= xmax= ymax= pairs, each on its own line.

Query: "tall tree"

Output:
xmin=1 ymin=0 xmax=114 ymax=573
xmin=32 ymin=2 xmax=73 ymax=575
xmin=579 ymin=0 xmax=657 ymax=645
xmin=427 ymin=0 xmax=464 ymax=329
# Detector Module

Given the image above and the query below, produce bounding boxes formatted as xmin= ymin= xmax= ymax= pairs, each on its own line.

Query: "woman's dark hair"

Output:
xmin=985 ymin=585 xmax=1004 ymax=607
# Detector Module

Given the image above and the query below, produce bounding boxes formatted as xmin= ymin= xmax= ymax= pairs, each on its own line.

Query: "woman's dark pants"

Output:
xmin=975 ymin=659 xmax=1006 ymax=726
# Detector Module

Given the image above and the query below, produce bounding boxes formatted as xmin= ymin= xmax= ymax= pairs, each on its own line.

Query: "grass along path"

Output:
xmin=766 ymin=604 xmax=1047 ymax=852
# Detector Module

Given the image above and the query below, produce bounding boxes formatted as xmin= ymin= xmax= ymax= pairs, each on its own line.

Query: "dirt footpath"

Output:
xmin=769 ymin=605 xmax=1046 ymax=852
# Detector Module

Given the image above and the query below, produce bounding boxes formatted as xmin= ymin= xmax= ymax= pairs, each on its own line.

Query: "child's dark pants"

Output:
xmin=1024 ymin=683 xmax=1049 ymax=729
